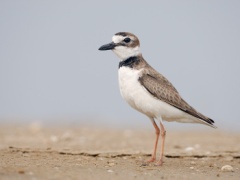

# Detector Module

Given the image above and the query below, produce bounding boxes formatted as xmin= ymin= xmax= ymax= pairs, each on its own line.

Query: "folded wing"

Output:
xmin=138 ymin=68 xmax=215 ymax=126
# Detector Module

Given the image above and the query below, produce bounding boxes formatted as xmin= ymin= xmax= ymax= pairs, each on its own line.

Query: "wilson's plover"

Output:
xmin=98 ymin=32 xmax=216 ymax=166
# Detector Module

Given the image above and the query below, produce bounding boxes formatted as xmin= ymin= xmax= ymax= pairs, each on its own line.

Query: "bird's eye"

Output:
xmin=123 ymin=38 xmax=131 ymax=43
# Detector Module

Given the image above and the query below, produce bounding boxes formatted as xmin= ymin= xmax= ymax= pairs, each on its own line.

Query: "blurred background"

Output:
xmin=0 ymin=0 xmax=239 ymax=131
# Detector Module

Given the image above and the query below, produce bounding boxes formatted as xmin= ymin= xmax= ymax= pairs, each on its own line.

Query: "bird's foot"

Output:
xmin=141 ymin=157 xmax=156 ymax=166
xmin=146 ymin=157 xmax=156 ymax=163
xmin=154 ymin=159 xmax=163 ymax=166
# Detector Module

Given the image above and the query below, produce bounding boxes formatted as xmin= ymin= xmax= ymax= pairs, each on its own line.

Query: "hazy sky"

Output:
xmin=0 ymin=1 xmax=240 ymax=130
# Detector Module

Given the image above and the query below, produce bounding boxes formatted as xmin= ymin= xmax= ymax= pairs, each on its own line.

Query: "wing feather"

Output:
xmin=138 ymin=69 xmax=214 ymax=125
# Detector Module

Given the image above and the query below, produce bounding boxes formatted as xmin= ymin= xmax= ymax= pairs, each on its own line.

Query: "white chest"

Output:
xmin=117 ymin=67 xmax=191 ymax=122
xmin=118 ymin=67 xmax=142 ymax=106
xmin=118 ymin=67 xmax=159 ymax=117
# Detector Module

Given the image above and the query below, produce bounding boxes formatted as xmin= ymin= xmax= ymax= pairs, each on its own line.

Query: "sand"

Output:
xmin=0 ymin=123 xmax=240 ymax=179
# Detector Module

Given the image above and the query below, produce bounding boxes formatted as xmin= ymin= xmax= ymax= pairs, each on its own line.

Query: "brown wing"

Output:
xmin=138 ymin=69 xmax=214 ymax=125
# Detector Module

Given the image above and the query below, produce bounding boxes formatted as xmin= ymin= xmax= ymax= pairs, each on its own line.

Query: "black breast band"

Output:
xmin=118 ymin=56 xmax=139 ymax=69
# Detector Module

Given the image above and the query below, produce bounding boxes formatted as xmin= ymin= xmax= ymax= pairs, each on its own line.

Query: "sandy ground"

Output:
xmin=0 ymin=123 xmax=240 ymax=180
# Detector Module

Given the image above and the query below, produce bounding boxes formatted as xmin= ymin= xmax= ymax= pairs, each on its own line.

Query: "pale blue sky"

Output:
xmin=0 ymin=0 xmax=240 ymax=130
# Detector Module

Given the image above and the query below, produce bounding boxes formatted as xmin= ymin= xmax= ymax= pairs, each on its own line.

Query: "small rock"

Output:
xmin=221 ymin=165 xmax=234 ymax=172
xmin=18 ymin=170 xmax=25 ymax=174
xmin=190 ymin=167 xmax=194 ymax=170
xmin=108 ymin=162 xmax=115 ymax=166
xmin=185 ymin=147 xmax=194 ymax=152
xmin=22 ymin=153 xmax=29 ymax=157
xmin=209 ymin=163 xmax=214 ymax=167
xmin=140 ymin=162 xmax=148 ymax=166
xmin=173 ymin=145 xmax=181 ymax=149
xmin=107 ymin=169 xmax=114 ymax=173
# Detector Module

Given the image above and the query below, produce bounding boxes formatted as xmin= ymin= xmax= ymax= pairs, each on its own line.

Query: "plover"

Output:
xmin=98 ymin=32 xmax=216 ymax=166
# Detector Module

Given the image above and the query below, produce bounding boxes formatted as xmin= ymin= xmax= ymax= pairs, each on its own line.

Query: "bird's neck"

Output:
xmin=118 ymin=56 xmax=141 ymax=69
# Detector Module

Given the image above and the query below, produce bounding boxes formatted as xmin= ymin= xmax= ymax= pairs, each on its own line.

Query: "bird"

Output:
xmin=98 ymin=32 xmax=216 ymax=166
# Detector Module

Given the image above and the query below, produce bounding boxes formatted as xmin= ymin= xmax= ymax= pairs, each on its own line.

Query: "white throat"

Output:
xmin=112 ymin=46 xmax=140 ymax=61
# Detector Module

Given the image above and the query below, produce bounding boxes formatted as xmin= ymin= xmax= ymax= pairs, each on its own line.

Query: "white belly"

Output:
xmin=118 ymin=67 xmax=199 ymax=123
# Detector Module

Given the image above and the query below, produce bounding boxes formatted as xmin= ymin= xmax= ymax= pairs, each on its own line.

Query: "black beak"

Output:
xmin=98 ymin=42 xmax=116 ymax=51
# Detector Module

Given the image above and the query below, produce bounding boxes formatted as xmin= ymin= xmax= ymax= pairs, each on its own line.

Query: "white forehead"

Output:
xmin=112 ymin=35 xmax=125 ymax=43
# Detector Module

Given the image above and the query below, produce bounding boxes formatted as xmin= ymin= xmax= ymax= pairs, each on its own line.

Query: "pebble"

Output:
xmin=190 ymin=167 xmax=194 ymax=170
xmin=221 ymin=165 xmax=234 ymax=172
xmin=22 ymin=153 xmax=29 ymax=157
xmin=140 ymin=163 xmax=148 ymax=167
xmin=184 ymin=147 xmax=194 ymax=152
xmin=173 ymin=145 xmax=181 ymax=149
xmin=108 ymin=162 xmax=115 ymax=166
xmin=209 ymin=163 xmax=214 ymax=167
xmin=18 ymin=170 xmax=25 ymax=174
xmin=107 ymin=169 xmax=114 ymax=173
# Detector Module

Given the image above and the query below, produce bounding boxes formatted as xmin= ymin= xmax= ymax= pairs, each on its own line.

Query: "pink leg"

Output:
xmin=146 ymin=118 xmax=160 ymax=163
xmin=155 ymin=121 xmax=166 ymax=166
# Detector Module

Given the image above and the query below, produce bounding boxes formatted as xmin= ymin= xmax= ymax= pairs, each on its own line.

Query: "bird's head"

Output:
xmin=98 ymin=32 xmax=141 ymax=61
